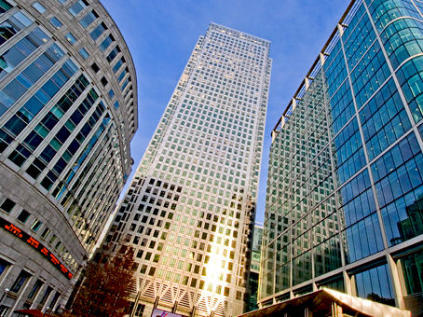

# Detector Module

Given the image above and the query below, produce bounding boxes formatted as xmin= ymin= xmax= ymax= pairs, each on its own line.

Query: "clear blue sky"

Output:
xmin=100 ymin=0 xmax=349 ymax=224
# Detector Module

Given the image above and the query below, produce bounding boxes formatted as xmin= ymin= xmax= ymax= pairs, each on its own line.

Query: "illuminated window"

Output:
xmin=65 ymin=32 xmax=76 ymax=45
xmin=31 ymin=219 xmax=42 ymax=232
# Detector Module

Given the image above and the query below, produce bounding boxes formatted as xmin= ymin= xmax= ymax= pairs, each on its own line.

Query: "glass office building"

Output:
xmin=104 ymin=23 xmax=271 ymax=316
xmin=0 ymin=0 xmax=137 ymax=315
xmin=260 ymin=0 xmax=423 ymax=316
xmin=245 ymin=224 xmax=263 ymax=312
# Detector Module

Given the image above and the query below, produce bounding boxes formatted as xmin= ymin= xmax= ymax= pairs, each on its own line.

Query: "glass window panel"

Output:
xmin=90 ymin=22 xmax=106 ymax=41
xmin=10 ymin=270 xmax=31 ymax=293
xmin=79 ymin=10 xmax=97 ymax=28
xmin=65 ymin=32 xmax=76 ymax=44
xmin=354 ymin=264 xmax=395 ymax=306
xmin=78 ymin=47 xmax=89 ymax=59
xmin=32 ymin=2 xmax=46 ymax=13
xmin=50 ymin=17 xmax=63 ymax=28
xmin=401 ymin=250 xmax=423 ymax=295
xmin=68 ymin=0 xmax=87 ymax=16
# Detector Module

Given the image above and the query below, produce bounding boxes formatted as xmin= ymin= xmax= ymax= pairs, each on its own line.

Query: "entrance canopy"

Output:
xmin=239 ymin=288 xmax=410 ymax=317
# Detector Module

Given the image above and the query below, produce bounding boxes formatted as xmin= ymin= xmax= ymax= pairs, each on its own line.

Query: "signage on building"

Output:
xmin=0 ymin=216 xmax=73 ymax=280
xmin=151 ymin=308 xmax=182 ymax=317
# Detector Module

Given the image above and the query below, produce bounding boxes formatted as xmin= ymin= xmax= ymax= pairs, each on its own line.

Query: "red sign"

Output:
xmin=1 ymin=216 xmax=73 ymax=280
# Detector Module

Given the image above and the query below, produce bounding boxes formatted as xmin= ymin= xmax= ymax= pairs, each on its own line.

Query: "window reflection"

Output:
xmin=354 ymin=263 xmax=395 ymax=306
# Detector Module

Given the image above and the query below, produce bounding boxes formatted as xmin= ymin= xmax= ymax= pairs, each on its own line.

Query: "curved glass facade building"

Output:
xmin=260 ymin=0 xmax=423 ymax=316
xmin=0 ymin=0 xmax=137 ymax=315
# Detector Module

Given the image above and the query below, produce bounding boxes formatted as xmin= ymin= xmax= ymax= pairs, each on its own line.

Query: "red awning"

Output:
xmin=14 ymin=309 xmax=54 ymax=317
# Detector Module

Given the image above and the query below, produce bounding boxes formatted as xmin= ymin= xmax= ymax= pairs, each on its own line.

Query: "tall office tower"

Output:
xmin=0 ymin=0 xmax=137 ymax=315
xmin=260 ymin=0 xmax=423 ymax=316
xmin=245 ymin=224 xmax=263 ymax=312
xmin=105 ymin=23 xmax=271 ymax=316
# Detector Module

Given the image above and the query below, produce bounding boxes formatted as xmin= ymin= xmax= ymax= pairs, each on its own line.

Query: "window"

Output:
xmin=401 ymin=250 xmax=423 ymax=296
xmin=31 ymin=219 xmax=42 ymax=232
xmin=91 ymin=63 xmax=99 ymax=73
xmin=32 ymin=2 xmax=46 ymax=13
xmin=148 ymin=267 xmax=155 ymax=276
xmin=118 ymin=68 xmax=127 ymax=83
xmin=79 ymin=10 xmax=97 ymax=28
xmin=49 ymin=17 xmax=63 ymax=28
xmin=17 ymin=210 xmax=30 ymax=223
xmin=113 ymin=57 xmax=124 ymax=73
xmin=90 ymin=22 xmax=106 ymax=41
xmin=0 ymin=258 xmax=10 ymax=277
xmin=65 ymin=32 xmax=76 ymax=45
xmin=99 ymin=34 xmax=114 ymax=51
xmin=0 ymin=198 xmax=15 ymax=213
xmin=10 ymin=270 xmax=31 ymax=293
xmin=106 ymin=46 xmax=120 ymax=63
xmin=78 ymin=48 xmax=89 ymax=60
xmin=68 ymin=0 xmax=87 ymax=16
xmin=0 ymin=0 xmax=12 ymax=14
xmin=49 ymin=292 xmax=60 ymax=309
xmin=41 ymin=227 xmax=50 ymax=239
xmin=27 ymin=279 xmax=43 ymax=300
xmin=354 ymin=264 xmax=395 ymax=306
xmin=100 ymin=77 xmax=108 ymax=86
xmin=39 ymin=286 xmax=53 ymax=305
xmin=49 ymin=234 xmax=57 ymax=245
xmin=121 ymin=78 xmax=130 ymax=91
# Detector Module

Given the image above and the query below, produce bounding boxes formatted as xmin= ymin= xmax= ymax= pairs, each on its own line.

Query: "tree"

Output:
xmin=70 ymin=246 xmax=135 ymax=317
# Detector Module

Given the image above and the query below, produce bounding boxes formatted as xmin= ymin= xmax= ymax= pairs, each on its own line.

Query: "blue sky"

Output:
xmin=100 ymin=0 xmax=348 ymax=224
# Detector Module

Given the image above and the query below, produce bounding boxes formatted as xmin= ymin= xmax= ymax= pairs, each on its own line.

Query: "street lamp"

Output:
xmin=0 ymin=288 xmax=9 ymax=304
xmin=0 ymin=289 xmax=10 ymax=317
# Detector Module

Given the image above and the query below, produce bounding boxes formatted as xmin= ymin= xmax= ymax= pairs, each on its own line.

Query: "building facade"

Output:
xmin=0 ymin=0 xmax=137 ymax=315
xmin=104 ymin=23 xmax=271 ymax=316
xmin=260 ymin=0 xmax=423 ymax=316
xmin=245 ymin=224 xmax=263 ymax=312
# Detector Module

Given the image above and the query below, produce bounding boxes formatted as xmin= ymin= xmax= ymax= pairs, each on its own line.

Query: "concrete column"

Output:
xmin=291 ymin=98 xmax=297 ymax=111
xmin=343 ymin=271 xmax=352 ymax=295
xmin=387 ymin=254 xmax=406 ymax=309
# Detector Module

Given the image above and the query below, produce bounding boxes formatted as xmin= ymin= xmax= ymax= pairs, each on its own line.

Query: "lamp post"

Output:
xmin=0 ymin=288 xmax=9 ymax=304
xmin=0 ymin=289 xmax=10 ymax=317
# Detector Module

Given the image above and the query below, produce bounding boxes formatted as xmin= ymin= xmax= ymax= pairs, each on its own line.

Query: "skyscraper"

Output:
xmin=104 ymin=23 xmax=271 ymax=316
xmin=245 ymin=224 xmax=263 ymax=312
xmin=260 ymin=0 xmax=423 ymax=316
xmin=0 ymin=0 xmax=137 ymax=315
